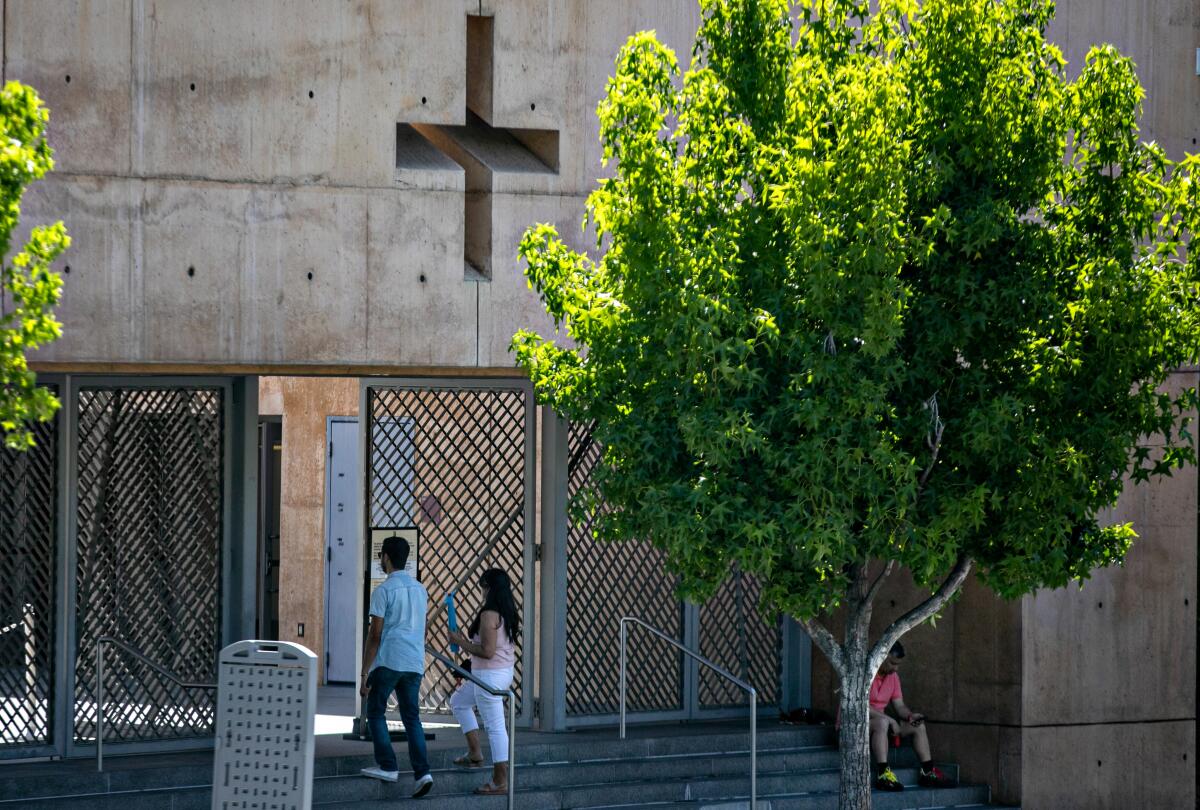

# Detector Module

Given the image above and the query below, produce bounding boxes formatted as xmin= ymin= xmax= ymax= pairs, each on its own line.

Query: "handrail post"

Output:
xmin=507 ymin=690 xmax=516 ymax=810
xmin=750 ymin=687 xmax=757 ymax=808
xmin=618 ymin=618 xmax=627 ymax=740
xmin=424 ymin=646 xmax=515 ymax=810
xmin=96 ymin=640 xmax=104 ymax=773
xmin=618 ymin=616 xmax=757 ymax=808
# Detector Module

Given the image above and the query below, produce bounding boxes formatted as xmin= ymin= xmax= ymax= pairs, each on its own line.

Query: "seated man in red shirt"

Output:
xmin=871 ymin=642 xmax=956 ymax=792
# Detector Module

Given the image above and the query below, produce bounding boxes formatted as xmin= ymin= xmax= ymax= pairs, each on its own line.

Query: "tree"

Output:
xmin=515 ymin=0 xmax=1199 ymax=805
xmin=0 ymin=80 xmax=68 ymax=451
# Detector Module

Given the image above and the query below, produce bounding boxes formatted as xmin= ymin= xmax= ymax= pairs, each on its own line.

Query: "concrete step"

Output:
xmin=0 ymin=762 xmax=992 ymax=810
xmin=310 ymin=781 xmax=991 ymax=810
xmin=0 ymin=747 xmax=839 ymax=808
xmin=0 ymin=725 xmax=834 ymax=803
xmin=0 ymin=724 xmax=1008 ymax=810
xmin=583 ymin=792 xmax=1000 ymax=810
xmin=309 ymin=746 xmax=841 ymax=802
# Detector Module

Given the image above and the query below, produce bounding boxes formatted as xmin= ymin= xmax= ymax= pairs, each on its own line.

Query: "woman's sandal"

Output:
xmin=474 ymin=782 xmax=507 ymax=795
xmin=453 ymin=753 xmax=485 ymax=768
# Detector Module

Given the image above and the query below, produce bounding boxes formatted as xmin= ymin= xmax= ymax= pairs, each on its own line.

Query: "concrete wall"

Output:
xmin=8 ymin=0 xmax=701 ymax=371
xmin=258 ymin=375 xmax=360 ymax=681
xmin=1019 ymin=369 xmax=1198 ymax=810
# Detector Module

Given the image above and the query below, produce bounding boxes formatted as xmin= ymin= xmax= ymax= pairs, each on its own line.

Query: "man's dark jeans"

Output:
xmin=366 ymin=667 xmax=430 ymax=778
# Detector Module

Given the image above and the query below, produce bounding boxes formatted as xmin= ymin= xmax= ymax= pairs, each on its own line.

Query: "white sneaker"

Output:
xmin=360 ymin=766 xmax=399 ymax=782
xmin=412 ymin=773 xmax=434 ymax=798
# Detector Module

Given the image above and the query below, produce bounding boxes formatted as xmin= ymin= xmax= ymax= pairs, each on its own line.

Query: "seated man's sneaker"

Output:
xmin=918 ymin=766 xmax=956 ymax=788
xmin=412 ymin=773 xmax=434 ymax=798
xmin=873 ymin=767 xmax=904 ymax=792
xmin=360 ymin=766 xmax=399 ymax=782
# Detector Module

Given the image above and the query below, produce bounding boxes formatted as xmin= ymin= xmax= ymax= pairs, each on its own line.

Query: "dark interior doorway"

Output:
xmin=257 ymin=419 xmax=282 ymax=640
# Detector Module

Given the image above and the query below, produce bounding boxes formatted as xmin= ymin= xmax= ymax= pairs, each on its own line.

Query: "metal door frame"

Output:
xmin=62 ymin=375 xmax=241 ymax=759
xmin=355 ymin=377 xmax=538 ymax=728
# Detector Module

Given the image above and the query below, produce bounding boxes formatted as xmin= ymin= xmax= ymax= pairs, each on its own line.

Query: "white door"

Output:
xmin=324 ymin=418 xmax=360 ymax=682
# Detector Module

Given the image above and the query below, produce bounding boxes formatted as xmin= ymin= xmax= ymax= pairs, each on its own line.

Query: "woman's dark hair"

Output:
xmin=469 ymin=568 xmax=520 ymax=643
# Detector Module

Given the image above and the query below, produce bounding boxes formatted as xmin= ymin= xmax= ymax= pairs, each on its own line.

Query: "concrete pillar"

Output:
xmin=536 ymin=408 xmax=569 ymax=731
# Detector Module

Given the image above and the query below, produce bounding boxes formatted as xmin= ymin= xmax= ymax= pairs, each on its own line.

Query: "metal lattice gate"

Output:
xmin=73 ymin=387 xmax=225 ymax=745
xmin=563 ymin=422 xmax=782 ymax=723
xmin=365 ymin=383 xmax=535 ymax=721
xmin=565 ymin=422 xmax=684 ymax=718
xmin=0 ymin=409 xmax=58 ymax=755
xmin=698 ymin=570 xmax=782 ymax=709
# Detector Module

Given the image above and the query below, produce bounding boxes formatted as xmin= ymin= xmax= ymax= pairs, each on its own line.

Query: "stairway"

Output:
xmin=0 ymin=723 xmax=1012 ymax=809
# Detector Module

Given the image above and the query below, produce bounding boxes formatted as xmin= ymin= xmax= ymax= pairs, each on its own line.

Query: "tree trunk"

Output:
xmin=837 ymin=658 xmax=873 ymax=810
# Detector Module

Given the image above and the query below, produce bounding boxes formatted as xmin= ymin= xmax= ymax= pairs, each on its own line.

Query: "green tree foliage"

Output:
xmin=0 ymin=81 xmax=68 ymax=450
xmin=514 ymin=1 xmax=1197 ymax=803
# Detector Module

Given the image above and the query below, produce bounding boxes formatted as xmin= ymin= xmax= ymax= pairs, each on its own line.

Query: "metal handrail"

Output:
xmin=426 ymin=645 xmax=516 ymax=810
xmin=95 ymin=636 xmax=217 ymax=772
xmin=619 ymin=617 xmax=758 ymax=808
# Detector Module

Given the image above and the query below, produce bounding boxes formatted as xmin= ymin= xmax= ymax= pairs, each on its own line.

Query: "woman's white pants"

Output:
xmin=449 ymin=666 xmax=514 ymax=764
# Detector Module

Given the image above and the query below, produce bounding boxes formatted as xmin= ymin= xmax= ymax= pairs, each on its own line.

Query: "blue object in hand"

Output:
xmin=446 ymin=593 xmax=459 ymax=653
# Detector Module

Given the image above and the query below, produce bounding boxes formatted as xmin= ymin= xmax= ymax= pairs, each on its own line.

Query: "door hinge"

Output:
xmin=327 ymin=547 xmax=332 ymax=562
xmin=325 ymin=652 xmax=330 ymax=670
xmin=532 ymin=697 xmax=542 ymax=720
xmin=533 ymin=544 xmax=542 ymax=562
xmin=329 ymin=441 xmax=334 ymax=458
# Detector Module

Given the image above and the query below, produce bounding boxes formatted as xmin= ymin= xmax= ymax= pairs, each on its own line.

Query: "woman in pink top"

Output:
xmin=448 ymin=568 xmax=520 ymax=796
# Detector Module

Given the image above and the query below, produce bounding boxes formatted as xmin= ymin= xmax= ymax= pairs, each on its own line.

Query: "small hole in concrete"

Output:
xmin=190 ymin=82 xmax=196 ymax=92
xmin=65 ymin=75 xmax=72 ymax=84
xmin=63 ymin=265 xmax=71 ymax=275
xmin=530 ymin=102 xmax=536 ymax=111
xmin=308 ymin=90 xmax=314 ymax=99
xmin=1184 ymin=754 xmax=1188 ymax=761
xmin=419 ymin=273 xmax=426 ymax=283
xmin=421 ymin=96 xmax=427 ymax=105
xmin=1098 ymin=602 xmax=1103 ymax=608
xmin=306 ymin=271 xmax=313 ymax=281
xmin=187 ymin=266 xmax=195 ymax=277
xmin=1185 ymin=599 xmax=1190 ymax=606
xmin=1097 ymin=761 xmax=1102 ymax=767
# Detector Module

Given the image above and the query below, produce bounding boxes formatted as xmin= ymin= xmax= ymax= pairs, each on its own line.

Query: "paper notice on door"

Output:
xmin=369 ymin=526 xmax=419 ymax=588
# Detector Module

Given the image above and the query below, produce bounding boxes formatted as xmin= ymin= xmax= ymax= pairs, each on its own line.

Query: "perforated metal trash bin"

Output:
xmin=212 ymin=641 xmax=317 ymax=810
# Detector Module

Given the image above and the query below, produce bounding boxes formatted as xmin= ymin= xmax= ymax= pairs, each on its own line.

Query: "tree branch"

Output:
xmin=916 ymin=393 xmax=945 ymax=487
xmin=848 ymin=561 xmax=873 ymax=644
xmin=869 ymin=554 xmax=973 ymax=673
xmin=797 ymin=616 xmax=844 ymax=676
xmin=862 ymin=559 xmax=895 ymax=608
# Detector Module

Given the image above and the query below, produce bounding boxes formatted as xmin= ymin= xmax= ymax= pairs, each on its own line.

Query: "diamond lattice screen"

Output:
xmin=698 ymin=569 xmax=781 ymax=708
xmin=368 ymin=387 xmax=529 ymax=714
xmin=73 ymin=388 xmax=224 ymax=743
xmin=0 ymin=410 xmax=58 ymax=749
xmin=564 ymin=422 xmax=684 ymax=717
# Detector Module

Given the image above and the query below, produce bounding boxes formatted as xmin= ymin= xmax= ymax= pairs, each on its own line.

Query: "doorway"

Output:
xmin=257 ymin=419 xmax=282 ymax=640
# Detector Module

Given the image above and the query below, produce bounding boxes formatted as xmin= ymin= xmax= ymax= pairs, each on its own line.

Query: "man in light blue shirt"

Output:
xmin=359 ymin=536 xmax=432 ymax=797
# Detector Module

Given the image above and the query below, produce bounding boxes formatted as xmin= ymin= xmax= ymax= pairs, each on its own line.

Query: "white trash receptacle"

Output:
xmin=212 ymin=641 xmax=317 ymax=810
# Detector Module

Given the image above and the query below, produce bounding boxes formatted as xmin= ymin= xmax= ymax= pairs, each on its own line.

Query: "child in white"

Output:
xmin=448 ymin=568 xmax=519 ymax=796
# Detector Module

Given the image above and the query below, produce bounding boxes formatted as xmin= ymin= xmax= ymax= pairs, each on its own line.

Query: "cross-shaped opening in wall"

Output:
xmin=398 ymin=15 xmax=559 ymax=281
